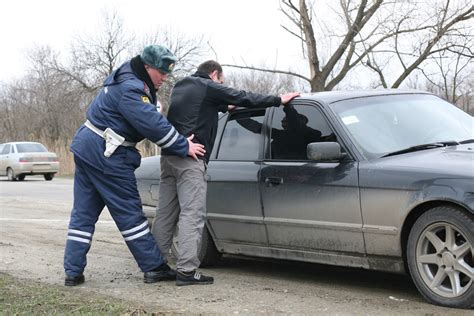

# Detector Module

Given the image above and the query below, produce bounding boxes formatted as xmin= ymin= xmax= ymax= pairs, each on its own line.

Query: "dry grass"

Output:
xmin=0 ymin=273 xmax=153 ymax=315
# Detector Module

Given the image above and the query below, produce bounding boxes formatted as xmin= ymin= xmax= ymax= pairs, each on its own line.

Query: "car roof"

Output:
xmin=298 ymin=89 xmax=432 ymax=104
xmin=3 ymin=141 xmax=43 ymax=145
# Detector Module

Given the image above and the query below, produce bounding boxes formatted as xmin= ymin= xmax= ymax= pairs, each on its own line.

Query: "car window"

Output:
xmin=1 ymin=144 xmax=11 ymax=155
xmin=330 ymin=94 xmax=474 ymax=159
xmin=16 ymin=143 xmax=48 ymax=153
xmin=210 ymin=114 xmax=227 ymax=159
xmin=270 ymin=105 xmax=337 ymax=160
xmin=217 ymin=110 xmax=266 ymax=161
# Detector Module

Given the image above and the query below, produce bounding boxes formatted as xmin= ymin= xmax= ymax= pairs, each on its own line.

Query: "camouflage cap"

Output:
xmin=140 ymin=45 xmax=176 ymax=74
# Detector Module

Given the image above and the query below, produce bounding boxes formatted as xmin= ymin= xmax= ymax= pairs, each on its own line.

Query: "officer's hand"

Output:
xmin=187 ymin=134 xmax=206 ymax=160
xmin=280 ymin=92 xmax=300 ymax=105
xmin=228 ymin=105 xmax=236 ymax=111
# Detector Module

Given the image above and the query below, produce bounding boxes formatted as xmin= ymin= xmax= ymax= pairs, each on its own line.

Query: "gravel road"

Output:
xmin=0 ymin=177 xmax=470 ymax=314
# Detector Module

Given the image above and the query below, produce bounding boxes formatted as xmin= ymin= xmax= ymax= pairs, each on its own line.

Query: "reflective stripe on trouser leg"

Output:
xmin=175 ymin=158 xmax=207 ymax=273
xmin=64 ymin=156 xmax=105 ymax=277
xmin=80 ymin=162 xmax=166 ymax=272
xmin=152 ymin=156 xmax=181 ymax=255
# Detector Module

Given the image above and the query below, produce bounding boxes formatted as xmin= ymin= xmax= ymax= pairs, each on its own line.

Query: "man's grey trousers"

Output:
xmin=152 ymin=155 xmax=207 ymax=273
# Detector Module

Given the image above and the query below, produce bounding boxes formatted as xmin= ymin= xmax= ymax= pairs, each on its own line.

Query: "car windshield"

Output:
xmin=16 ymin=143 xmax=48 ymax=153
xmin=330 ymin=94 xmax=474 ymax=159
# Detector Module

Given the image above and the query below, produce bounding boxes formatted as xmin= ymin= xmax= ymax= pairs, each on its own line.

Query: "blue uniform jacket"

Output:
xmin=71 ymin=60 xmax=188 ymax=177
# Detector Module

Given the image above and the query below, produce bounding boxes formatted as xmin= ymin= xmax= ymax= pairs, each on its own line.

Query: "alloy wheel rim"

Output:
xmin=416 ymin=222 xmax=473 ymax=298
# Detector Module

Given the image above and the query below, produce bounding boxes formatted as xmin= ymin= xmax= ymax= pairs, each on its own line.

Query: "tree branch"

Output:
xmin=220 ymin=64 xmax=311 ymax=83
xmin=322 ymin=0 xmax=383 ymax=79
xmin=365 ymin=57 xmax=388 ymax=88
xmin=392 ymin=4 xmax=474 ymax=87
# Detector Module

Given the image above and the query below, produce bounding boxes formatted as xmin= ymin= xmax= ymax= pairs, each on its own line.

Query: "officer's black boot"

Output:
xmin=65 ymin=275 xmax=85 ymax=286
xmin=144 ymin=263 xmax=176 ymax=283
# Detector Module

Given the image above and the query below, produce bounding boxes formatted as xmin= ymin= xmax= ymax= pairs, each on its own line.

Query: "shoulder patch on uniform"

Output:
xmin=141 ymin=96 xmax=151 ymax=104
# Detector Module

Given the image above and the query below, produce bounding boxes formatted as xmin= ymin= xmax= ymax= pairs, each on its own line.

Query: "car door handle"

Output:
xmin=265 ymin=177 xmax=284 ymax=186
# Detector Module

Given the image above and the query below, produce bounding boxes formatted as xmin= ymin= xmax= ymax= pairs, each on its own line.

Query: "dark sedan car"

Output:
xmin=136 ymin=90 xmax=473 ymax=309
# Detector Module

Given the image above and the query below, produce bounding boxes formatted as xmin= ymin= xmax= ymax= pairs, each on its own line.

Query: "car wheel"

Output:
xmin=407 ymin=206 xmax=473 ymax=309
xmin=7 ymin=168 xmax=17 ymax=181
xmin=17 ymin=174 xmax=25 ymax=181
xmin=171 ymin=225 xmax=221 ymax=267
xmin=44 ymin=173 xmax=54 ymax=181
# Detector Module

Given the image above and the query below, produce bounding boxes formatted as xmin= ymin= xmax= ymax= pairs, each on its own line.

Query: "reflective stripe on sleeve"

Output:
xmin=123 ymin=228 xmax=150 ymax=242
xmin=156 ymin=127 xmax=177 ymax=146
xmin=67 ymin=236 xmax=91 ymax=244
xmin=161 ymin=132 xmax=179 ymax=149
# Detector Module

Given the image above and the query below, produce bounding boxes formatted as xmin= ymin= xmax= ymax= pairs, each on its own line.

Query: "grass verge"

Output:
xmin=0 ymin=273 xmax=150 ymax=315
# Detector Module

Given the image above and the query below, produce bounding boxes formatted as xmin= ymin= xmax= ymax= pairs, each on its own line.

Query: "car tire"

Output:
xmin=171 ymin=225 xmax=221 ymax=268
xmin=17 ymin=174 xmax=25 ymax=181
xmin=7 ymin=168 xmax=17 ymax=181
xmin=44 ymin=173 xmax=54 ymax=181
xmin=407 ymin=206 xmax=473 ymax=309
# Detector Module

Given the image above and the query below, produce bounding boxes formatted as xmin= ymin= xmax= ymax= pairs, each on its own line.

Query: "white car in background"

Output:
xmin=0 ymin=142 xmax=59 ymax=181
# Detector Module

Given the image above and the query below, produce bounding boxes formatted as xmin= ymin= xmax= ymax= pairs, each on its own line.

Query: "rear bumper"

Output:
xmin=13 ymin=162 xmax=59 ymax=175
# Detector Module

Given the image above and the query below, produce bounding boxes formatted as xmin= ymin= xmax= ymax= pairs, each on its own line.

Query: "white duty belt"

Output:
xmin=84 ymin=120 xmax=136 ymax=157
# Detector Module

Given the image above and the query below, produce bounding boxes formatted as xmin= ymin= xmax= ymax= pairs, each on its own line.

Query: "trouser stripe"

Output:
xmin=68 ymin=229 xmax=92 ymax=237
xmin=67 ymin=236 xmax=91 ymax=244
xmin=124 ymin=228 xmax=150 ymax=241
xmin=120 ymin=220 xmax=148 ymax=236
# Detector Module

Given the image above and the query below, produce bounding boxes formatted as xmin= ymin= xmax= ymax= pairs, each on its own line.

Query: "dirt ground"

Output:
xmin=0 ymin=177 xmax=471 ymax=315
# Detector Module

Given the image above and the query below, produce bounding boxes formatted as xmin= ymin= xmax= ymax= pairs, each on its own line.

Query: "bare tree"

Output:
xmin=404 ymin=31 xmax=473 ymax=113
xmin=421 ymin=37 xmax=473 ymax=107
xmin=428 ymin=51 xmax=472 ymax=101
xmin=225 ymin=68 xmax=300 ymax=95
xmin=42 ymin=9 xmax=135 ymax=94
xmin=0 ymin=83 xmax=17 ymax=140
xmin=372 ymin=1 xmax=473 ymax=88
xmin=224 ymin=0 xmax=473 ymax=92
xmin=0 ymin=46 xmax=87 ymax=142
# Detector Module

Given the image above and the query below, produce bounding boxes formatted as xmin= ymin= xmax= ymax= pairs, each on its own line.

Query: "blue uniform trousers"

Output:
xmin=64 ymin=155 xmax=165 ymax=277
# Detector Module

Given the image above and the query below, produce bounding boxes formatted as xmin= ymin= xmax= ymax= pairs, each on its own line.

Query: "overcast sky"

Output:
xmin=0 ymin=0 xmax=307 ymax=83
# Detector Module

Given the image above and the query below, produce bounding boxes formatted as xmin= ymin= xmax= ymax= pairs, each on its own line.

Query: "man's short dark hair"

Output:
xmin=197 ymin=60 xmax=222 ymax=76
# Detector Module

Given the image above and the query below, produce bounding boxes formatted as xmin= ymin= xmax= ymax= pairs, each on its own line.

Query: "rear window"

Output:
xmin=16 ymin=143 xmax=48 ymax=153
xmin=1 ymin=144 xmax=10 ymax=155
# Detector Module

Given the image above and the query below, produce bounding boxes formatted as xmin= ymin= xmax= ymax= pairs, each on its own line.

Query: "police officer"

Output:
xmin=64 ymin=45 xmax=205 ymax=286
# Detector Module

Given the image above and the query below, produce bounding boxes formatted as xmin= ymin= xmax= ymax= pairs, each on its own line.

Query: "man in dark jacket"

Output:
xmin=63 ymin=45 xmax=205 ymax=286
xmin=152 ymin=60 xmax=299 ymax=286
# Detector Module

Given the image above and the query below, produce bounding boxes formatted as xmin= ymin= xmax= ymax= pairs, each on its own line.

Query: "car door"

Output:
xmin=0 ymin=144 xmax=12 ymax=175
xmin=260 ymin=103 xmax=365 ymax=254
xmin=206 ymin=109 xmax=268 ymax=246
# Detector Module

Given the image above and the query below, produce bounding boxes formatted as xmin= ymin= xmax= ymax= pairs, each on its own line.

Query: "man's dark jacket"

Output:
xmin=163 ymin=71 xmax=282 ymax=162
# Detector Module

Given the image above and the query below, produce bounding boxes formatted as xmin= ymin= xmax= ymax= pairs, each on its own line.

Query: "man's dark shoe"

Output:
xmin=176 ymin=270 xmax=214 ymax=286
xmin=144 ymin=264 xmax=176 ymax=283
xmin=65 ymin=275 xmax=85 ymax=286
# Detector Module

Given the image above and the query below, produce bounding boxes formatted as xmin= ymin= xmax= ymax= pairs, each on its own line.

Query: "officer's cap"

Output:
xmin=141 ymin=45 xmax=176 ymax=74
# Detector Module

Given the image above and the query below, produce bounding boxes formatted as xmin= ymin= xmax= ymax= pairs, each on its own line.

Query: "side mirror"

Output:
xmin=307 ymin=142 xmax=343 ymax=161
